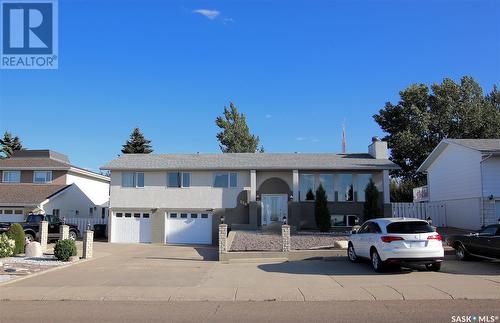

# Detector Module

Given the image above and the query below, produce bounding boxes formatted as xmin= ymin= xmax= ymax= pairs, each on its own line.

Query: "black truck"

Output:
xmin=0 ymin=214 xmax=80 ymax=242
xmin=446 ymin=224 xmax=500 ymax=261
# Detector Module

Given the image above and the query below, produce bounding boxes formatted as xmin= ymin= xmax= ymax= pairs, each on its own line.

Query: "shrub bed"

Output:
xmin=7 ymin=223 xmax=26 ymax=255
xmin=0 ymin=233 xmax=15 ymax=258
xmin=54 ymin=239 xmax=77 ymax=261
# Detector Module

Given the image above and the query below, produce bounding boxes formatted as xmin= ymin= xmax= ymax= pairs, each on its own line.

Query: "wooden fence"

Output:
xmin=391 ymin=202 xmax=447 ymax=227
xmin=65 ymin=217 xmax=108 ymax=236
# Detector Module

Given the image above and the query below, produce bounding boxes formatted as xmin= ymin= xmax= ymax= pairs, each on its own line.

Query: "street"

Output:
xmin=0 ymin=300 xmax=499 ymax=323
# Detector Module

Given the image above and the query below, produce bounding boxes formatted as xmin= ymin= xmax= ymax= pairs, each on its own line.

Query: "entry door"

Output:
xmin=261 ymin=194 xmax=288 ymax=225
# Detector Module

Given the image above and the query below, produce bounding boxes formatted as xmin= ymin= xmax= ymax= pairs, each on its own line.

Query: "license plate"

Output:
xmin=409 ymin=241 xmax=426 ymax=248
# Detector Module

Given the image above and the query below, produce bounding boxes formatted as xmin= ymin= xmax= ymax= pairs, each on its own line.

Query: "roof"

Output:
xmin=444 ymin=139 xmax=500 ymax=152
xmin=0 ymin=184 xmax=71 ymax=205
xmin=418 ymin=139 xmax=500 ymax=172
xmin=101 ymin=153 xmax=399 ymax=171
xmin=0 ymin=157 xmax=71 ymax=169
xmin=11 ymin=150 xmax=70 ymax=163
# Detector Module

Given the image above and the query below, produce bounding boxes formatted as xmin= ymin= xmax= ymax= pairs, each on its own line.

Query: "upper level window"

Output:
xmin=300 ymin=174 xmax=315 ymax=201
xmin=122 ymin=172 xmax=144 ymax=188
xmin=338 ymin=174 xmax=353 ymax=201
xmin=167 ymin=172 xmax=190 ymax=188
xmin=319 ymin=174 xmax=334 ymax=201
xmin=213 ymin=172 xmax=237 ymax=188
xmin=356 ymin=174 xmax=373 ymax=202
xmin=2 ymin=170 xmax=20 ymax=183
xmin=34 ymin=171 xmax=52 ymax=183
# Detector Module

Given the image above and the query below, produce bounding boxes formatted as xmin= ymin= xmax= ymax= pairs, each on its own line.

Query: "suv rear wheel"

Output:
xmin=455 ymin=244 xmax=469 ymax=261
xmin=68 ymin=230 xmax=77 ymax=241
xmin=370 ymin=249 xmax=385 ymax=273
xmin=25 ymin=232 xmax=35 ymax=243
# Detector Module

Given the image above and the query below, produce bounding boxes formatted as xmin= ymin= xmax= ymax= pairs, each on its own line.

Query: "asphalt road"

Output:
xmin=0 ymin=300 xmax=499 ymax=323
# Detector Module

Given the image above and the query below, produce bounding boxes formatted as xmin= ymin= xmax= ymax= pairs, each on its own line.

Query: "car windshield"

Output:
xmin=479 ymin=226 xmax=497 ymax=236
xmin=26 ymin=215 xmax=43 ymax=223
xmin=386 ymin=221 xmax=435 ymax=234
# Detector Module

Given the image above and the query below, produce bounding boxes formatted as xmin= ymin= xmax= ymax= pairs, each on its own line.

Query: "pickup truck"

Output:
xmin=0 ymin=214 xmax=80 ymax=242
xmin=446 ymin=224 xmax=500 ymax=261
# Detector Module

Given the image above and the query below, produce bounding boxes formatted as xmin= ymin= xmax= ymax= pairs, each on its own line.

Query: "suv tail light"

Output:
xmin=427 ymin=234 xmax=442 ymax=241
xmin=381 ymin=236 xmax=404 ymax=243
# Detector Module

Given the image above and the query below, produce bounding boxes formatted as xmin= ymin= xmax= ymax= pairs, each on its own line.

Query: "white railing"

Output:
xmin=65 ymin=217 xmax=107 ymax=235
xmin=391 ymin=202 xmax=446 ymax=227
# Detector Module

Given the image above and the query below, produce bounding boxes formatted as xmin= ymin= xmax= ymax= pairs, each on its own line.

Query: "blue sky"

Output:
xmin=1 ymin=0 xmax=499 ymax=171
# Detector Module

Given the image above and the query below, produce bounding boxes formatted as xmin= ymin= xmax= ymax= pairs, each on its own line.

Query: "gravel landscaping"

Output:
xmin=229 ymin=230 xmax=349 ymax=251
xmin=0 ymin=255 xmax=72 ymax=283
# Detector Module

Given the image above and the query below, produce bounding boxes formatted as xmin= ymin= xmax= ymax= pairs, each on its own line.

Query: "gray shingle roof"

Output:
xmin=101 ymin=153 xmax=398 ymax=171
xmin=445 ymin=139 xmax=500 ymax=152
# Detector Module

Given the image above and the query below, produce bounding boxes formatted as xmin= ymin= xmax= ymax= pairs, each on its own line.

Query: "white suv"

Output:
xmin=348 ymin=218 xmax=444 ymax=272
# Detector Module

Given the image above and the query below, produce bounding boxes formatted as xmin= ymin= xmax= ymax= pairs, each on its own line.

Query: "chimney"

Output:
xmin=368 ymin=137 xmax=388 ymax=159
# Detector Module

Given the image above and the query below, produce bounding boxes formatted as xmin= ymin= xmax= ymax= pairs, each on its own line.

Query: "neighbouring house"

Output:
xmin=417 ymin=139 xmax=500 ymax=230
xmin=0 ymin=150 xmax=110 ymax=224
xmin=101 ymin=138 xmax=397 ymax=245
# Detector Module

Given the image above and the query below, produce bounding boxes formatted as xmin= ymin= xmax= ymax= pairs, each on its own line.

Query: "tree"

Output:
xmin=363 ymin=179 xmax=380 ymax=221
xmin=314 ymin=184 xmax=331 ymax=232
xmin=305 ymin=189 xmax=315 ymax=201
xmin=0 ymin=131 xmax=23 ymax=158
xmin=121 ymin=128 xmax=153 ymax=154
xmin=374 ymin=76 xmax=500 ymax=186
xmin=216 ymin=102 xmax=262 ymax=153
xmin=390 ymin=178 xmax=414 ymax=202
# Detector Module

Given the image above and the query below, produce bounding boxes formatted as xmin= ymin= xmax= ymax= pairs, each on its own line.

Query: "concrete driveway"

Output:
xmin=1 ymin=242 xmax=499 ymax=301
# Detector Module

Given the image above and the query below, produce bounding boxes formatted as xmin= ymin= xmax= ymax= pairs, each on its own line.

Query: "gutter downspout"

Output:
xmin=479 ymin=153 xmax=493 ymax=228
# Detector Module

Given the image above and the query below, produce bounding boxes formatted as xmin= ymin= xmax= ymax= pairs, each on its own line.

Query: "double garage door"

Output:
xmin=165 ymin=212 xmax=212 ymax=245
xmin=0 ymin=209 xmax=24 ymax=222
xmin=111 ymin=211 xmax=212 ymax=245
xmin=111 ymin=212 xmax=152 ymax=243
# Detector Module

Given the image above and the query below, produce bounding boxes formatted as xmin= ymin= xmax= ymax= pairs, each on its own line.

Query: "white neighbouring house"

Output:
xmin=417 ymin=139 xmax=500 ymax=230
xmin=0 ymin=150 xmax=110 ymax=230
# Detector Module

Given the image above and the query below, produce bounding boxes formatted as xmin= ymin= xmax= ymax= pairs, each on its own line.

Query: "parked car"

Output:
xmin=348 ymin=218 xmax=444 ymax=272
xmin=446 ymin=224 xmax=500 ymax=261
xmin=0 ymin=214 xmax=80 ymax=242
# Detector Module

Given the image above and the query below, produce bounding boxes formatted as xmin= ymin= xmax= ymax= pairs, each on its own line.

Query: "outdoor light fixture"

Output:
xmin=488 ymin=194 xmax=494 ymax=201
xmin=289 ymin=195 xmax=294 ymax=201
xmin=220 ymin=215 xmax=225 ymax=224
xmin=283 ymin=216 xmax=287 ymax=225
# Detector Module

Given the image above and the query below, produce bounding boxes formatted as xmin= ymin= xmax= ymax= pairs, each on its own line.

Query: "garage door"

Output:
xmin=0 ymin=209 xmax=24 ymax=222
xmin=165 ymin=212 xmax=212 ymax=245
xmin=111 ymin=212 xmax=151 ymax=243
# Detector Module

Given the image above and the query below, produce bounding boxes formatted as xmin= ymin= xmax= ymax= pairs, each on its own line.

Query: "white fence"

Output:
xmin=391 ymin=202 xmax=447 ymax=227
xmin=65 ymin=217 xmax=107 ymax=235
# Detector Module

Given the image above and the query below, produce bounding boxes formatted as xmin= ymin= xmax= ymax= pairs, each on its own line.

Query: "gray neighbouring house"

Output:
xmin=100 ymin=138 xmax=398 ymax=245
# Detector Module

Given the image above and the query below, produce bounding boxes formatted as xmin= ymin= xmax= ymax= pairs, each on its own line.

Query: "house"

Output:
xmin=417 ymin=139 xmax=500 ymax=230
xmin=101 ymin=138 xmax=397 ymax=245
xmin=0 ymin=150 xmax=110 ymax=223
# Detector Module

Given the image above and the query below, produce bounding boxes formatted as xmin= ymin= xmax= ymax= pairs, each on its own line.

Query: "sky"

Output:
xmin=1 ymin=0 xmax=499 ymax=172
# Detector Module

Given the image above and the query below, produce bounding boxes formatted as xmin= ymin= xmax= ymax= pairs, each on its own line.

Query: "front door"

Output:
xmin=261 ymin=194 xmax=288 ymax=226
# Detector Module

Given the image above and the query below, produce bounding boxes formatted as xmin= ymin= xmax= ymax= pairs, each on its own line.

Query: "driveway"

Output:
xmin=1 ymin=242 xmax=499 ymax=301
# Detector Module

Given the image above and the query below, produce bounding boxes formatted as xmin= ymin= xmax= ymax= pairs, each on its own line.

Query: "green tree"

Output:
xmin=363 ymin=179 xmax=380 ymax=220
xmin=216 ymin=102 xmax=262 ymax=153
xmin=7 ymin=223 xmax=25 ymax=255
xmin=0 ymin=131 xmax=24 ymax=158
xmin=389 ymin=178 xmax=415 ymax=202
xmin=374 ymin=76 xmax=500 ymax=186
xmin=314 ymin=184 xmax=331 ymax=232
xmin=305 ymin=189 xmax=315 ymax=201
xmin=121 ymin=128 xmax=153 ymax=154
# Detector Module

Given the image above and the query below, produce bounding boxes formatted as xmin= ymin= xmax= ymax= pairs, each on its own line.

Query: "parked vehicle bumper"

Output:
xmin=379 ymin=247 xmax=444 ymax=262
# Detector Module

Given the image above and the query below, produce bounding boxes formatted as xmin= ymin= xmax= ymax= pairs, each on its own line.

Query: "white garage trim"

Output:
xmin=0 ymin=208 xmax=25 ymax=222
xmin=111 ymin=211 xmax=151 ymax=243
xmin=165 ymin=212 xmax=212 ymax=245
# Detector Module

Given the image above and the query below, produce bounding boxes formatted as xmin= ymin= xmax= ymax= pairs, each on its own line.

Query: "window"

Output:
xmin=319 ymin=174 xmax=334 ymax=201
xmin=338 ymin=174 xmax=353 ymax=201
xmin=34 ymin=171 xmax=52 ymax=183
xmin=52 ymin=209 xmax=60 ymax=217
xmin=134 ymin=213 xmax=140 ymax=218
xmin=356 ymin=174 xmax=372 ymax=202
xmin=122 ymin=172 xmax=144 ymax=188
xmin=479 ymin=226 xmax=497 ymax=236
xmin=124 ymin=213 xmax=132 ymax=218
xmin=357 ymin=222 xmax=369 ymax=234
xmin=170 ymin=213 xmax=177 ymax=218
xmin=368 ymin=222 xmax=382 ymax=233
xmin=180 ymin=213 xmax=188 ymax=218
xmin=386 ymin=221 xmax=434 ymax=234
xmin=300 ymin=174 xmax=315 ymax=201
xmin=213 ymin=172 xmax=228 ymax=188
xmin=201 ymin=214 xmax=209 ymax=219
xmin=2 ymin=171 xmax=20 ymax=183
xmin=191 ymin=214 xmax=198 ymax=218
xmin=116 ymin=213 xmax=123 ymax=217
xmin=143 ymin=213 xmax=150 ymax=218
xmin=89 ymin=207 xmax=94 ymax=217
xmin=229 ymin=172 xmax=237 ymax=187
xmin=4 ymin=210 xmax=13 ymax=214
xmin=101 ymin=208 xmax=106 ymax=219
xmin=167 ymin=172 xmax=190 ymax=188
xmin=14 ymin=209 xmax=23 ymax=215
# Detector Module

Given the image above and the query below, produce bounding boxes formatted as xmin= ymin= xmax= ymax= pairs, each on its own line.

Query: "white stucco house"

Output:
xmin=417 ymin=139 xmax=500 ymax=230
xmin=101 ymin=138 xmax=398 ymax=245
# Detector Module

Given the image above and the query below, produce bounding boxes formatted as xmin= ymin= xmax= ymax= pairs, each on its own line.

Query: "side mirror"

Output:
xmin=351 ymin=230 xmax=357 ymax=235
